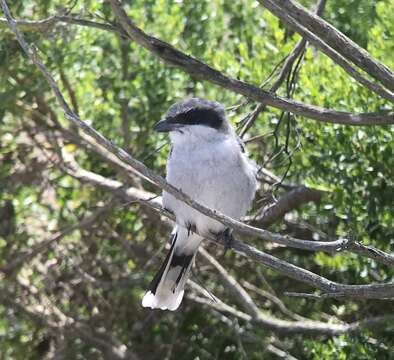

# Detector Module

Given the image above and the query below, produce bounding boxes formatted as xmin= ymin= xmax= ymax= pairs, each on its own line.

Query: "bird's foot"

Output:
xmin=219 ymin=228 xmax=234 ymax=254
xmin=186 ymin=222 xmax=197 ymax=236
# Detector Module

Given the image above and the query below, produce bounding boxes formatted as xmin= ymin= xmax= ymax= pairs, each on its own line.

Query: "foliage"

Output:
xmin=0 ymin=0 xmax=393 ymax=359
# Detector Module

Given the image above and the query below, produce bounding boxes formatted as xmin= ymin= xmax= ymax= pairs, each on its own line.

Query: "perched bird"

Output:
xmin=142 ymin=98 xmax=257 ymax=311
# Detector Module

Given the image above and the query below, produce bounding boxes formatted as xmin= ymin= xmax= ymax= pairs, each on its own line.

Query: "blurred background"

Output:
xmin=0 ymin=0 xmax=393 ymax=358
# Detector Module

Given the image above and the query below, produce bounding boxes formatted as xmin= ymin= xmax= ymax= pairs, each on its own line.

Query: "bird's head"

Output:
xmin=154 ymin=98 xmax=232 ymax=144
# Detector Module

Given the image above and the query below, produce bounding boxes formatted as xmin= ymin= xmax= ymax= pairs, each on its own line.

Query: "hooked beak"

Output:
xmin=154 ymin=119 xmax=184 ymax=133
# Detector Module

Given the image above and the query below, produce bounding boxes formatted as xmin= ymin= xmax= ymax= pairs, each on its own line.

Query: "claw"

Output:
xmin=186 ymin=222 xmax=197 ymax=236
xmin=218 ymin=228 xmax=234 ymax=255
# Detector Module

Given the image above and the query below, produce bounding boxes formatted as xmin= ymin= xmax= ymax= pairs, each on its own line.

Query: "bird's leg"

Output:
xmin=187 ymin=222 xmax=197 ymax=236
xmin=219 ymin=228 xmax=234 ymax=252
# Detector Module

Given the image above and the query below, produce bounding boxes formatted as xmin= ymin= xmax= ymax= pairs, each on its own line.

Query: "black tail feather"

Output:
xmin=148 ymin=232 xmax=177 ymax=294
xmin=148 ymin=231 xmax=195 ymax=295
xmin=142 ymin=227 xmax=202 ymax=310
xmin=171 ymin=253 xmax=194 ymax=290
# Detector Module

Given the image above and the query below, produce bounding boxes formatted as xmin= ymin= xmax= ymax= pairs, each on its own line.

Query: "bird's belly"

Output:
xmin=163 ymin=150 xmax=256 ymax=236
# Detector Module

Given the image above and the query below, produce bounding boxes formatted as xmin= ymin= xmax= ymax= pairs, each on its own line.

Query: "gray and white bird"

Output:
xmin=142 ymin=98 xmax=257 ymax=311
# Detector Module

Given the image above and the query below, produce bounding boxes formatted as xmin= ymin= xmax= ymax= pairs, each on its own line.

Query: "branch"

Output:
xmin=286 ymin=290 xmax=394 ymax=301
xmin=187 ymin=283 xmax=252 ymax=322
xmin=0 ymin=14 xmax=127 ymax=37
xmin=106 ymin=0 xmax=394 ymax=126
xmin=266 ymin=344 xmax=299 ymax=360
xmin=199 ymin=247 xmax=260 ymax=317
xmin=68 ymin=158 xmax=394 ymax=300
xmin=61 ymin=152 xmax=166 ymax=216
xmin=263 ymin=0 xmax=394 ymax=93
xmin=188 ymin=280 xmax=394 ymax=335
xmin=258 ymin=0 xmax=394 ymax=104
xmin=2 ymin=0 xmax=393 ymax=300
xmin=346 ymin=241 xmax=394 ymax=269
xmin=242 ymin=280 xmax=306 ymax=321
xmin=251 ymin=186 xmax=323 ymax=228
xmin=67 ymin=152 xmax=394 ymax=270
xmin=200 ymin=248 xmax=324 ymax=331
xmin=231 ymin=240 xmax=394 ymax=299
xmin=239 ymin=37 xmax=307 ymax=136
xmin=0 ymin=15 xmax=57 ymax=31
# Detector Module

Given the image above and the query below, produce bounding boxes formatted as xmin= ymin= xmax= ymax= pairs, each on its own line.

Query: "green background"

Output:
xmin=0 ymin=0 xmax=393 ymax=358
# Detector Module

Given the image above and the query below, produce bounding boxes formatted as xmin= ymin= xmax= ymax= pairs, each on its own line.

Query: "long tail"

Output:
xmin=142 ymin=226 xmax=202 ymax=311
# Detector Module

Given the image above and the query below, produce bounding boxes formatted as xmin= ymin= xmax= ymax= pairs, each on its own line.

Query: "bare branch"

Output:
xmin=189 ymin=280 xmax=394 ymax=335
xmin=242 ymin=281 xmax=306 ymax=321
xmin=239 ymin=37 xmax=307 ymax=136
xmin=231 ymin=240 xmax=394 ymax=299
xmin=251 ymin=186 xmax=323 ymax=228
xmin=67 ymin=160 xmax=394 ymax=298
xmin=59 ymin=67 xmax=80 ymax=116
xmin=187 ymin=283 xmax=252 ymax=322
xmin=106 ymin=0 xmax=394 ymax=126
xmin=199 ymin=247 xmax=260 ymax=317
xmin=346 ymin=241 xmax=394 ymax=268
xmin=0 ymin=14 xmax=127 ymax=37
xmin=0 ymin=15 xmax=57 ymax=31
xmin=62 ymin=154 xmax=166 ymax=217
xmin=266 ymin=344 xmax=299 ymax=360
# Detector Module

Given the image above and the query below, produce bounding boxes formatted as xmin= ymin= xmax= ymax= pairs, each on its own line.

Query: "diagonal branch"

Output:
xmin=188 ymin=281 xmax=394 ymax=335
xmin=239 ymin=37 xmax=308 ymax=136
xmin=0 ymin=14 xmax=127 ymax=37
xmin=107 ymin=0 xmax=394 ymax=126
xmin=64 ymin=149 xmax=394 ymax=270
xmin=66 ymin=156 xmax=394 ymax=300
xmin=242 ymin=280 xmax=306 ymax=321
xmin=250 ymin=186 xmax=323 ymax=228
xmin=199 ymin=247 xmax=260 ymax=317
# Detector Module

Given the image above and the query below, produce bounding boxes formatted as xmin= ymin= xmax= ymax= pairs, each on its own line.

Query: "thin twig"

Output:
xmin=188 ymin=281 xmax=394 ymax=335
xmin=259 ymin=0 xmax=394 ymax=103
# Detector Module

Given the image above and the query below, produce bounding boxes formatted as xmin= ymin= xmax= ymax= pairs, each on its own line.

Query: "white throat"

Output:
xmin=169 ymin=124 xmax=231 ymax=150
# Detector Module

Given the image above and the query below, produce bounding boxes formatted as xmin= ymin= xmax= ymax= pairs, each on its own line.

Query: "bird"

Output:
xmin=142 ymin=98 xmax=257 ymax=311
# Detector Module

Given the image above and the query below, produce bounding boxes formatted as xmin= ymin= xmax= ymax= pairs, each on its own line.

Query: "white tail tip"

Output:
xmin=142 ymin=290 xmax=184 ymax=311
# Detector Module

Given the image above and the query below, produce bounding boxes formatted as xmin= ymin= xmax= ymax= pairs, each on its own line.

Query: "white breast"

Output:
xmin=163 ymin=125 xmax=257 ymax=236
